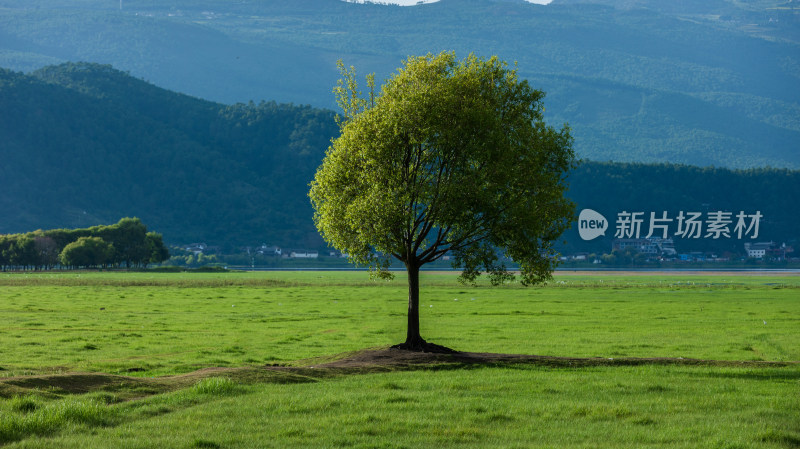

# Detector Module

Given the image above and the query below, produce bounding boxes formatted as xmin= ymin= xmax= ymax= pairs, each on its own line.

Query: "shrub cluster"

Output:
xmin=0 ymin=218 xmax=169 ymax=270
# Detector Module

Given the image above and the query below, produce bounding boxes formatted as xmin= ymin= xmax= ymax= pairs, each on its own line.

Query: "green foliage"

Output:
xmin=5 ymin=235 xmax=37 ymax=269
xmin=0 ymin=217 xmax=169 ymax=270
xmin=0 ymin=396 xmax=111 ymax=445
xmin=168 ymin=253 xmax=219 ymax=269
xmin=9 ymin=396 xmax=39 ymax=414
xmin=145 ymin=232 xmax=170 ymax=265
xmin=59 ymin=237 xmax=114 ymax=269
xmin=311 ymin=52 xmax=576 ymax=286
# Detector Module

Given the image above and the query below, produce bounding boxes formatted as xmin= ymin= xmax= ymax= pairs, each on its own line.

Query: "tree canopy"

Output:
xmin=0 ymin=217 xmax=169 ymax=271
xmin=309 ymin=52 xmax=576 ymax=350
xmin=59 ymin=237 xmax=115 ymax=269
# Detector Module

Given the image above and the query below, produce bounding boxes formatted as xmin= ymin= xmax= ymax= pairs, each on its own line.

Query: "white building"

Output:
xmin=744 ymin=242 xmax=774 ymax=259
xmin=290 ymin=250 xmax=319 ymax=259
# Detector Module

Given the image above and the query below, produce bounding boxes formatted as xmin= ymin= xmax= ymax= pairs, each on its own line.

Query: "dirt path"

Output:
xmin=2 ymin=348 xmax=796 ymax=399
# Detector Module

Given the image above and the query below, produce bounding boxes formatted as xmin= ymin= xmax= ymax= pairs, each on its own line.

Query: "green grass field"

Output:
xmin=1 ymin=271 xmax=798 ymax=448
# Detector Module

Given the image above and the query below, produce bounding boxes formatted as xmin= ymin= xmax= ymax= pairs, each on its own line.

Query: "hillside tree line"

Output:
xmin=0 ymin=218 xmax=169 ymax=270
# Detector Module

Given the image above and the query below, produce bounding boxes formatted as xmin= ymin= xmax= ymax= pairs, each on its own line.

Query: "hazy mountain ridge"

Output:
xmin=0 ymin=0 xmax=797 ymax=168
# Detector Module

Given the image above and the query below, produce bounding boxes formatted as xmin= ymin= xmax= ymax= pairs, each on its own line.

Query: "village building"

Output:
xmin=612 ymin=238 xmax=676 ymax=257
xmin=288 ymin=250 xmax=319 ymax=259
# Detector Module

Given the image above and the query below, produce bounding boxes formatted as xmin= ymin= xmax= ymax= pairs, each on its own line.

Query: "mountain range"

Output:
xmin=1 ymin=0 xmax=798 ymax=168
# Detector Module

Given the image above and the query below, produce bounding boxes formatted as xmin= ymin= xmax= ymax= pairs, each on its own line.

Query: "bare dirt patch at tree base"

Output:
xmin=297 ymin=347 xmax=796 ymax=371
xmin=2 ymin=348 xmax=795 ymax=399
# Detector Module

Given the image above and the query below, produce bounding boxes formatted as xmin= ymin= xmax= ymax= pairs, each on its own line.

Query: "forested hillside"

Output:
xmin=0 ymin=63 xmax=336 ymax=249
xmin=563 ymin=163 xmax=800 ymax=255
xmin=1 ymin=0 xmax=798 ymax=168
xmin=1 ymin=63 xmax=797 ymax=252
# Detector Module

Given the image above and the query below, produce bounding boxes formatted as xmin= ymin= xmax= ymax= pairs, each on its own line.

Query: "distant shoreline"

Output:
xmin=553 ymin=269 xmax=800 ymax=276
xmin=224 ymin=267 xmax=800 ymax=275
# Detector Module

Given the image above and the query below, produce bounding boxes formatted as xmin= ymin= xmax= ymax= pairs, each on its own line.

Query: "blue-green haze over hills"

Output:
xmin=1 ymin=0 xmax=798 ymax=168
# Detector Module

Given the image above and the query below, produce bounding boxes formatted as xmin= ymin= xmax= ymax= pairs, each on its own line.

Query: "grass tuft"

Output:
xmin=10 ymin=395 xmax=39 ymax=414
xmin=0 ymin=396 xmax=112 ymax=444
xmin=190 ymin=377 xmax=239 ymax=396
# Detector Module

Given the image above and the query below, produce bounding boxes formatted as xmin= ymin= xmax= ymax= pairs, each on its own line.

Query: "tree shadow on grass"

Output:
xmin=2 ymin=347 xmax=797 ymax=400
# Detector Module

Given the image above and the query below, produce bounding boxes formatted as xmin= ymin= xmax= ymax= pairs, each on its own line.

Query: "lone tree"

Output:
xmin=309 ymin=52 xmax=576 ymax=351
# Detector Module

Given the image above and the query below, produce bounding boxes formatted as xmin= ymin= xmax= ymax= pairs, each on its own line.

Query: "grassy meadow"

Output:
xmin=0 ymin=270 xmax=798 ymax=448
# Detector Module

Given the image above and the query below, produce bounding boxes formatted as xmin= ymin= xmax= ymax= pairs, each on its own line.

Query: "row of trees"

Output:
xmin=0 ymin=218 xmax=169 ymax=270
xmin=2 ymin=63 xmax=336 ymax=248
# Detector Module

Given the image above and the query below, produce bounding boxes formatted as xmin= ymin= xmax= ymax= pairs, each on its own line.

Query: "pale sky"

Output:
xmin=347 ymin=0 xmax=553 ymax=6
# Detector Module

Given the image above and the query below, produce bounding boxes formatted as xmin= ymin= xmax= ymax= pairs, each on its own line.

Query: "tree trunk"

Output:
xmin=403 ymin=262 xmax=426 ymax=348
xmin=390 ymin=261 xmax=457 ymax=353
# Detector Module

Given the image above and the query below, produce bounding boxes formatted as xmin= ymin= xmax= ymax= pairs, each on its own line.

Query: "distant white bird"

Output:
xmin=763 ymin=320 xmax=767 ymax=325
